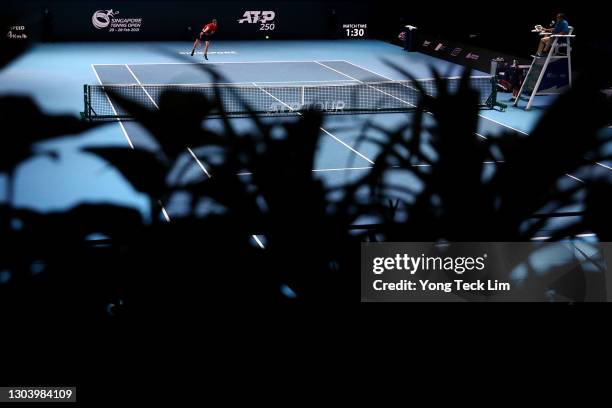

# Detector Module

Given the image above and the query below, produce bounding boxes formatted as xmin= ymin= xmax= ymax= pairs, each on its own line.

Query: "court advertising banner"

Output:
xmin=417 ymin=34 xmax=530 ymax=73
xmin=361 ymin=242 xmax=612 ymax=302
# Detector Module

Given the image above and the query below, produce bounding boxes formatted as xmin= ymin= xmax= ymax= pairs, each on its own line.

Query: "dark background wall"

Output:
xmin=6 ymin=1 xmax=608 ymax=60
xmin=7 ymin=1 xmax=376 ymax=41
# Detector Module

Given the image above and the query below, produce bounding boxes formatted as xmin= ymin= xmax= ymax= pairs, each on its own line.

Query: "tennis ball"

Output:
xmin=265 ymin=35 xmax=269 ymax=39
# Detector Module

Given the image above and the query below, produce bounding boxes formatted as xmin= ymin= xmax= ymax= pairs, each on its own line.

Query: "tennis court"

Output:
xmin=0 ymin=39 xmax=608 ymax=238
xmin=1 ymin=38 xmax=606 ymax=238
xmin=80 ymin=49 xmax=604 ymax=236
xmin=4 ymin=2 xmax=612 ymax=387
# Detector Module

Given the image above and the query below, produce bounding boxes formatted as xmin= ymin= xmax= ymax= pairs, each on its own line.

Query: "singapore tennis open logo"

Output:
xmin=92 ymin=9 xmax=117 ymax=29
xmin=91 ymin=9 xmax=143 ymax=33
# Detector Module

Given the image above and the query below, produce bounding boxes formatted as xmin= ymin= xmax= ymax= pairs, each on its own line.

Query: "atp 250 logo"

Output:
xmin=237 ymin=11 xmax=276 ymax=31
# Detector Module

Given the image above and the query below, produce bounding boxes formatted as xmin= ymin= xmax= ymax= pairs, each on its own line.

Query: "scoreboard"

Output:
xmin=342 ymin=23 xmax=368 ymax=38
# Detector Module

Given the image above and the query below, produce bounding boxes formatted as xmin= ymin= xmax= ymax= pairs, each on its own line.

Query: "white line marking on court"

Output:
xmin=340 ymin=59 xmax=530 ymax=136
xmin=252 ymin=82 xmax=294 ymax=111
xmin=92 ymin=64 xmax=172 ymax=222
xmin=596 ymin=162 xmax=612 ymax=171
xmin=121 ymin=72 xmax=259 ymax=243
xmin=189 ymin=145 xmax=261 ymax=246
xmin=126 ymin=65 xmax=214 ymax=180
xmin=311 ymin=166 xmax=374 ymax=172
xmin=531 ymin=233 xmax=596 ymax=241
xmin=93 ymin=60 xmax=347 ymax=66
xmin=565 ymin=174 xmax=585 ymax=183
xmin=340 ymin=60 xmax=491 ymax=83
xmin=477 ymin=115 xmax=529 ymax=135
xmin=252 ymin=235 xmax=266 ymax=249
xmin=236 ymin=161 xmax=504 ymax=176
xmin=90 ymin=81 xmax=406 ymax=88
xmin=125 ymin=64 xmax=160 ymax=109
xmin=339 ymin=60 xmax=390 ymax=79
xmin=251 ymin=81 xmax=375 ymax=165
xmin=187 ymin=147 xmax=211 ymax=178
xmin=314 ymin=61 xmax=416 ymax=108
xmin=120 ymin=70 xmax=258 ymax=243
xmin=159 ymin=201 xmax=171 ymax=222
xmin=254 ymin=79 xmax=357 ymax=84
xmin=333 ymin=61 xmax=599 ymax=190
xmin=89 ymin=80 xmax=357 ymax=86
xmin=319 ymin=128 xmax=375 ymax=164
xmin=91 ymin=64 xmax=134 ymax=149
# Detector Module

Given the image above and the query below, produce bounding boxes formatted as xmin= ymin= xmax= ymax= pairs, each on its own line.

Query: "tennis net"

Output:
xmin=82 ymin=76 xmax=499 ymax=120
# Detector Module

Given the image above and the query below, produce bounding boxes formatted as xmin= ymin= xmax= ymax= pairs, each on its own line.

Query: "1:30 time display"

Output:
xmin=343 ymin=23 xmax=367 ymax=38
xmin=345 ymin=28 xmax=365 ymax=37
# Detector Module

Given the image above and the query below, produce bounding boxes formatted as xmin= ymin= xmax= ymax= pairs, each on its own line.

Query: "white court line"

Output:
xmin=314 ymin=61 xmax=416 ymax=108
xmin=531 ymin=233 xmax=596 ymax=241
xmin=340 ymin=59 xmax=530 ymax=136
xmin=565 ymin=174 xmax=585 ymax=183
xmin=92 ymin=64 xmax=172 ymax=221
xmin=93 ymin=60 xmax=347 ymax=66
xmin=126 ymin=68 xmax=260 ymax=243
xmin=125 ymin=64 xmax=159 ymax=109
xmin=596 ymin=162 xmax=612 ymax=171
xmin=237 ymin=166 xmax=375 ymax=176
xmin=237 ymin=160 xmax=505 ymax=176
xmin=126 ymin=65 xmax=213 ymax=178
xmin=251 ymin=82 xmax=375 ymax=165
xmin=88 ymin=80 xmax=357 ymax=86
xmin=91 ymin=64 xmax=134 ymax=149
xmin=187 ymin=147 xmax=211 ymax=178
xmin=252 ymin=235 xmax=266 ymax=249
xmin=335 ymin=61 xmax=597 ymax=187
xmin=159 ymin=201 xmax=171 ymax=222
xmin=312 ymin=166 xmax=375 ymax=172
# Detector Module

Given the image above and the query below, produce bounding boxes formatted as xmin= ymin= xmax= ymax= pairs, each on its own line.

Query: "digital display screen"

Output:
xmin=343 ymin=23 xmax=367 ymax=38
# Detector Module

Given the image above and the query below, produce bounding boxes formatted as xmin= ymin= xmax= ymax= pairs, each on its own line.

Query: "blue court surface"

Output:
xmin=1 ymin=39 xmax=610 ymax=236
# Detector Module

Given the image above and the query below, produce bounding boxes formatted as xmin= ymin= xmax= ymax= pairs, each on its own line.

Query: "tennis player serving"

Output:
xmin=191 ymin=18 xmax=218 ymax=60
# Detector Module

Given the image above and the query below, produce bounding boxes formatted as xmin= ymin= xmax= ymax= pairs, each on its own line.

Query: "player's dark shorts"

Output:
xmin=198 ymin=32 xmax=214 ymax=41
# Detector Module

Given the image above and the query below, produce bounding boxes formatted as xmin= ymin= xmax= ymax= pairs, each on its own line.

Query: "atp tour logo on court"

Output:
xmin=237 ymin=11 xmax=276 ymax=31
xmin=268 ymin=101 xmax=346 ymax=114
xmin=91 ymin=9 xmax=143 ymax=33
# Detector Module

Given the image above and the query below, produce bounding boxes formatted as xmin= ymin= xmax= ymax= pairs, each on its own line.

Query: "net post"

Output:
xmin=81 ymin=84 xmax=91 ymax=120
xmin=486 ymin=76 xmax=507 ymax=111
xmin=87 ymin=84 xmax=92 ymax=120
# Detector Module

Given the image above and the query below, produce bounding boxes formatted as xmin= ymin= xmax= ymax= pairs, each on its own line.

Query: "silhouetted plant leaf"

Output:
xmin=106 ymin=88 xmax=226 ymax=160
xmin=0 ymin=96 xmax=99 ymax=173
xmin=84 ymin=147 xmax=169 ymax=198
